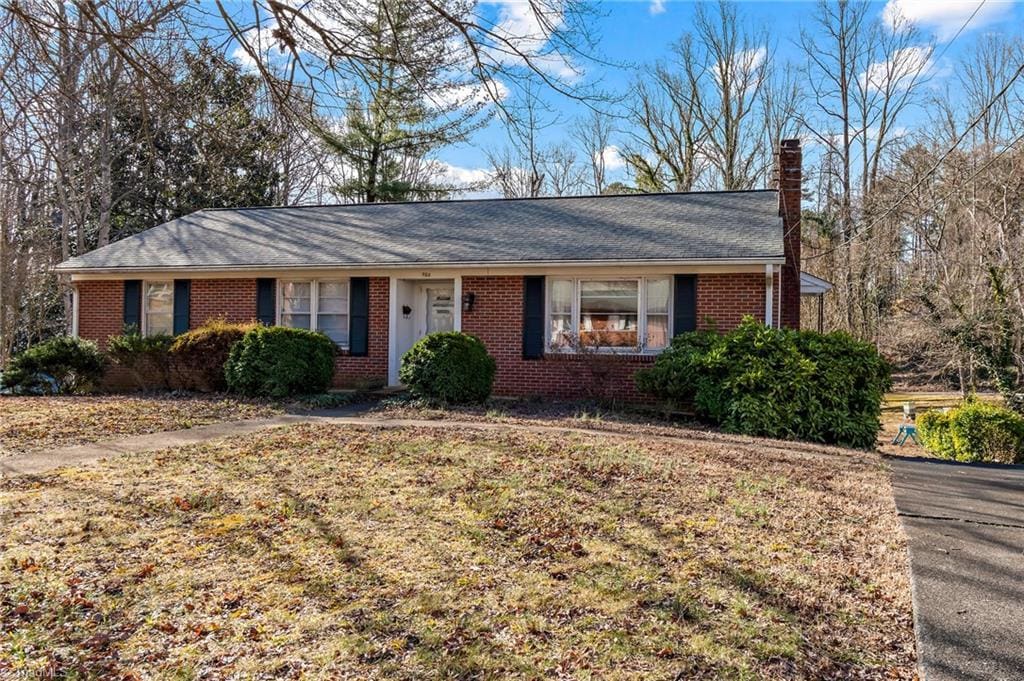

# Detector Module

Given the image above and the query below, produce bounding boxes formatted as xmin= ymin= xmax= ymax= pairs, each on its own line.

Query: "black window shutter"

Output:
xmin=673 ymin=274 xmax=697 ymax=335
xmin=173 ymin=279 xmax=191 ymax=335
xmin=349 ymin=277 xmax=370 ymax=356
xmin=522 ymin=276 xmax=545 ymax=359
xmin=256 ymin=278 xmax=276 ymax=326
xmin=123 ymin=280 xmax=142 ymax=333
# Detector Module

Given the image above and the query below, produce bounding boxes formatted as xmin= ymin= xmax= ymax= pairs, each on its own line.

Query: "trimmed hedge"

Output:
xmin=107 ymin=332 xmax=175 ymax=390
xmin=170 ymin=319 xmax=258 ymax=392
xmin=399 ymin=332 xmax=496 ymax=404
xmin=636 ymin=318 xmax=890 ymax=448
xmin=918 ymin=401 xmax=1024 ymax=464
xmin=225 ymin=326 xmax=335 ymax=398
xmin=1 ymin=336 xmax=106 ymax=394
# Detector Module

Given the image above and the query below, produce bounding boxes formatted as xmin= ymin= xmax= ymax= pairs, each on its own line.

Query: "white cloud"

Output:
xmin=230 ymin=20 xmax=283 ymax=72
xmin=649 ymin=0 xmax=666 ymax=15
xmin=598 ymin=145 xmax=626 ymax=171
xmin=428 ymin=80 xmax=510 ymax=110
xmin=711 ymin=46 xmax=768 ymax=90
xmin=436 ymin=162 xmax=492 ymax=187
xmin=491 ymin=1 xmax=581 ymax=80
xmin=858 ymin=46 xmax=934 ymax=91
xmin=882 ymin=0 xmax=1015 ymax=41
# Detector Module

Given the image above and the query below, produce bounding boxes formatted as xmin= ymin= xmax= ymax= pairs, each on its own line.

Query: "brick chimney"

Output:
xmin=776 ymin=139 xmax=801 ymax=329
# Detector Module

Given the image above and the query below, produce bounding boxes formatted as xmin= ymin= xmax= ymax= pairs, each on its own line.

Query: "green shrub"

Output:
xmin=636 ymin=317 xmax=890 ymax=448
xmin=225 ymin=326 xmax=335 ymax=398
xmin=794 ymin=330 xmax=892 ymax=448
xmin=107 ymin=332 xmax=175 ymax=390
xmin=169 ymin=319 xmax=258 ymax=392
xmin=399 ymin=332 xmax=496 ymax=404
xmin=1 ymin=336 xmax=106 ymax=394
xmin=917 ymin=401 xmax=1024 ymax=464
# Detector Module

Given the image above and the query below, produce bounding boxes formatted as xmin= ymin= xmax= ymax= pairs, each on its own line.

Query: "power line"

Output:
xmin=891 ymin=128 xmax=1024 ymax=256
xmin=812 ymin=127 xmax=1024 ymax=261
xmin=807 ymin=54 xmax=1024 ymax=261
xmin=794 ymin=0 xmax=987 ymax=251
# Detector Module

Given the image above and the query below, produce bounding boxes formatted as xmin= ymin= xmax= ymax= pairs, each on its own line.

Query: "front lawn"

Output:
xmin=0 ymin=424 xmax=914 ymax=678
xmin=0 ymin=395 xmax=281 ymax=456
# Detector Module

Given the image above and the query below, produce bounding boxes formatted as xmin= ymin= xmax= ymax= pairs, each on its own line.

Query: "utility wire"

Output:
xmin=806 ymin=54 xmax=1024 ymax=261
xmin=885 ymin=127 xmax=1024 ymax=258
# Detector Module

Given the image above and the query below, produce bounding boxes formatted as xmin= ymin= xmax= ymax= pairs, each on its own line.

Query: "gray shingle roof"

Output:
xmin=57 ymin=190 xmax=784 ymax=272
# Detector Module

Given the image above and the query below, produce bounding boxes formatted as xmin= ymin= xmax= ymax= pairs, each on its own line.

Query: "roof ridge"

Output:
xmin=202 ymin=188 xmax=778 ymax=212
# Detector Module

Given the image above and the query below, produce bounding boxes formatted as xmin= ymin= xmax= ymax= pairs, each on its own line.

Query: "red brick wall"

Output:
xmin=75 ymin=277 xmax=389 ymax=392
xmin=696 ymin=273 xmax=766 ymax=331
xmin=461 ymin=275 xmax=654 ymax=401
xmin=333 ymin=277 xmax=389 ymax=388
xmin=78 ymin=273 xmax=768 ymax=398
xmin=76 ymin=280 xmax=123 ymax=351
xmin=461 ymin=274 xmax=767 ymax=400
xmin=190 ymin=279 xmax=259 ymax=326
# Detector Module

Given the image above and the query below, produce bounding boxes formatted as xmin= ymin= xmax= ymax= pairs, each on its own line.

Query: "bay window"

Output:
xmin=143 ymin=281 xmax=174 ymax=336
xmin=547 ymin=277 xmax=671 ymax=352
xmin=278 ymin=279 xmax=349 ymax=346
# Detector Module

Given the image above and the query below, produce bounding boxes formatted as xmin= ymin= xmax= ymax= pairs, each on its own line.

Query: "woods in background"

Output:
xmin=1 ymin=0 xmax=1022 ymax=398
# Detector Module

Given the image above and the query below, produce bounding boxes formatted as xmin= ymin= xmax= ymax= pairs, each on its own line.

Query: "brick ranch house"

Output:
xmin=58 ymin=141 xmax=812 ymax=400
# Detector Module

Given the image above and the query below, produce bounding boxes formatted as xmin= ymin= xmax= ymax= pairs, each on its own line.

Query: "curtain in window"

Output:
xmin=317 ymin=281 xmax=349 ymax=344
xmin=646 ymin=277 xmax=671 ymax=349
xmin=144 ymin=281 xmax=174 ymax=336
xmin=579 ymin=280 xmax=638 ymax=347
xmin=280 ymin=282 xmax=312 ymax=329
xmin=549 ymin=279 xmax=574 ymax=347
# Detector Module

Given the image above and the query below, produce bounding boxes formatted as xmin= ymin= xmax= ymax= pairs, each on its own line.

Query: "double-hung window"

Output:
xmin=278 ymin=279 xmax=349 ymax=346
xmin=547 ymin=276 xmax=671 ymax=352
xmin=143 ymin=281 xmax=174 ymax=336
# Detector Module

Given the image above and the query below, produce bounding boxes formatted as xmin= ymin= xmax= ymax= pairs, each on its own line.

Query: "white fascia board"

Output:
xmin=68 ymin=258 xmax=785 ymax=280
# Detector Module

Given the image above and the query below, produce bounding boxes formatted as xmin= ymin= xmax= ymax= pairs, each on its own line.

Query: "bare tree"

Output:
xmin=684 ymin=0 xmax=771 ymax=189
xmin=572 ymin=109 xmax=614 ymax=193
xmin=622 ymin=66 xmax=705 ymax=192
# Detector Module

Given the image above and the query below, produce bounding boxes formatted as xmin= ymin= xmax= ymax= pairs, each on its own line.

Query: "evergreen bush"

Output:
xmin=918 ymin=400 xmax=1024 ymax=464
xmin=169 ymin=319 xmax=257 ymax=392
xmin=636 ymin=317 xmax=890 ymax=448
xmin=1 ymin=336 xmax=106 ymax=394
xmin=399 ymin=332 xmax=496 ymax=404
xmin=225 ymin=326 xmax=335 ymax=398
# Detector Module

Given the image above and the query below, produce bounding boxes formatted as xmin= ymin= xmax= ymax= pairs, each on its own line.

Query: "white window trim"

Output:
xmin=276 ymin=278 xmax=351 ymax=348
xmin=142 ymin=280 xmax=174 ymax=337
xmin=545 ymin=276 xmax=673 ymax=354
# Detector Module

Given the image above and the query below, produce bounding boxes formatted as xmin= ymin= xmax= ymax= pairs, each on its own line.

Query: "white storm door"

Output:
xmin=424 ymin=287 xmax=455 ymax=335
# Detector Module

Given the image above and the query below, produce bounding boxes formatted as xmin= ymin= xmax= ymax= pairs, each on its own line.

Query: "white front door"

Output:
xmin=420 ymin=286 xmax=455 ymax=336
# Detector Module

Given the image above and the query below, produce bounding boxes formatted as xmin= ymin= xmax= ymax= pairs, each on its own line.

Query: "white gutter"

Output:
xmin=56 ymin=256 xmax=786 ymax=275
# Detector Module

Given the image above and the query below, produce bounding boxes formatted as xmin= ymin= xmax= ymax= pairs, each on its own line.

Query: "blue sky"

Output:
xmin=433 ymin=0 xmax=1023 ymax=187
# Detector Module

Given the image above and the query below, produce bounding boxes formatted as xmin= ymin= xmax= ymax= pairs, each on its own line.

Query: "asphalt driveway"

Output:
xmin=889 ymin=456 xmax=1024 ymax=681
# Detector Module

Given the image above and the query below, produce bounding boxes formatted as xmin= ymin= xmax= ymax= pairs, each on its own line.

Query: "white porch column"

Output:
xmin=71 ymin=286 xmax=80 ymax=338
xmin=453 ymin=275 xmax=463 ymax=332
xmin=387 ymin=276 xmax=399 ymax=386
xmin=765 ymin=264 xmax=774 ymax=329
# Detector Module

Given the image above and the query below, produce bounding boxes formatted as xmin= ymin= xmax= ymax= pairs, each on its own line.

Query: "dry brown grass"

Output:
xmin=0 ymin=395 xmax=282 ymax=456
xmin=1 ymin=423 xmax=914 ymax=679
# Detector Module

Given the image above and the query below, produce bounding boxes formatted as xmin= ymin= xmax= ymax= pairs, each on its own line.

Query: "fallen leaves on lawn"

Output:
xmin=0 ymin=394 xmax=281 ymax=455
xmin=0 ymin=423 xmax=916 ymax=679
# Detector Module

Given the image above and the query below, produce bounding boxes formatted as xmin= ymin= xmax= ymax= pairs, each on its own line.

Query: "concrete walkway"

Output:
xmin=888 ymin=456 xmax=1024 ymax=681
xmin=0 ymin=405 xmax=371 ymax=477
